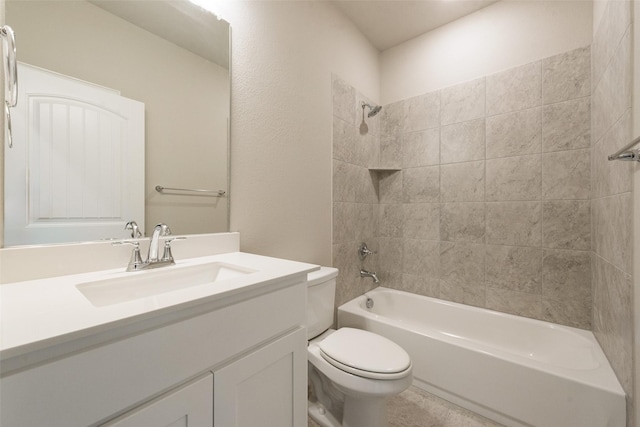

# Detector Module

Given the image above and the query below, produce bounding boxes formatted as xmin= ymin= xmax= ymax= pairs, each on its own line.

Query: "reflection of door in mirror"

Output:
xmin=4 ymin=63 xmax=144 ymax=246
xmin=3 ymin=0 xmax=230 ymax=246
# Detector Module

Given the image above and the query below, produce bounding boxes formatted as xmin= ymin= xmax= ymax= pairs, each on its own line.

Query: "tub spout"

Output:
xmin=360 ymin=269 xmax=380 ymax=283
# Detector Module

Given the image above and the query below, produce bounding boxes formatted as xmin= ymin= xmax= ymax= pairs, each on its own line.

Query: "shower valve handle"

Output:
xmin=358 ymin=242 xmax=376 ymax=260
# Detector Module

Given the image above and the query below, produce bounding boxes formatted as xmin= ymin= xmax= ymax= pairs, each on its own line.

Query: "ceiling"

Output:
xmin=332 ymin=0 xmax=500 ymax=51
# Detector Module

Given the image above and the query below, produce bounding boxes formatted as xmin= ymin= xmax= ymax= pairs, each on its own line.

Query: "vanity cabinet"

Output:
xmin=215 ymin=328 xmax=307 ymax=426
xmin=105 ymin=374 xmax=214 ymax=427
xmin=0 ymin=278 xmax=308 ymax=427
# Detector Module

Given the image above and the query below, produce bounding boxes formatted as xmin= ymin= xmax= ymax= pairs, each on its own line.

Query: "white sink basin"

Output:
xmin=76 ymin=262 xmax=256 ymax=307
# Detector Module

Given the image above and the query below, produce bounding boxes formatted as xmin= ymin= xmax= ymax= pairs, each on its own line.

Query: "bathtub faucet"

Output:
xmin=360 ymin=269 xmax=380 ymax=283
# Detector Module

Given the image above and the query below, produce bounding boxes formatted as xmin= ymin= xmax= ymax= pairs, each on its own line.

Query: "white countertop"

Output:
xmin=1 ymin=251 xmax=318 ymax=370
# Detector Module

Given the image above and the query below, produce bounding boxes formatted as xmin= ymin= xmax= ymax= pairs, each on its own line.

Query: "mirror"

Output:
xmin=3 ymin=0 xmax=230 ymax=246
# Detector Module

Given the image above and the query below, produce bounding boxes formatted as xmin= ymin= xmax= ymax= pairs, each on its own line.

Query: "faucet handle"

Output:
xmin=161 ymin=237 xmax=186 ymax=262
xmin=124 ymin=221 xmax=142 ymax=238
xmin=112 ymin=241 xmax=144 ymax=271
xmin=358 ymin=242 xmax=377 ymax=261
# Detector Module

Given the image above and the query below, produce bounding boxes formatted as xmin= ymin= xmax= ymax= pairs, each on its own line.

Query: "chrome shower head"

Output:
xmin=362 ymin=102 xmax=382 ymax=118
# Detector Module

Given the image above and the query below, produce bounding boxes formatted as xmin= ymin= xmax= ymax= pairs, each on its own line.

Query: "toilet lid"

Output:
xmin=318 ymin=328 xmax=411 ymax=379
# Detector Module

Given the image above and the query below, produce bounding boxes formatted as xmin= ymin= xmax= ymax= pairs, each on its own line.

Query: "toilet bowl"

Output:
xmin=307 ymin=267 xmax=412 ymax=427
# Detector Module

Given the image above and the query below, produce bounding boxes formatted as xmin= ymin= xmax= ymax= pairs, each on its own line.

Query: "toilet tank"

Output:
xmin=307 ymin=267 xmax=339 ymax=340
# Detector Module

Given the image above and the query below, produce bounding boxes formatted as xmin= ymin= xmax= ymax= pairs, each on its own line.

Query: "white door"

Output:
xmin=4 ymin=62 xmax=144 ymax=246
xmin=103 ymin=374 xmax=213 ymax=427
xmin=214 ymin=328 xmax=308 ymax=427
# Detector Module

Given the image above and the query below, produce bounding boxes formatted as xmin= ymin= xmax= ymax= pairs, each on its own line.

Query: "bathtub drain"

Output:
xmin=365 ymin=297 xmax=374 ymax=309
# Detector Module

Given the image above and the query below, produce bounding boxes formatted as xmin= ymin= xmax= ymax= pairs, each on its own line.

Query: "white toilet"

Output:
xmin=307 ymin=267 xmax=413 ymax=427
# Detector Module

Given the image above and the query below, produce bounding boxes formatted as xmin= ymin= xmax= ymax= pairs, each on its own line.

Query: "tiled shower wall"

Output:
xmin=376 ymin=46 xmax=592 ymax=329
xmin=590 ymin=0 xmax=634 ymax=423
xmin=332 ymin=46 xmax=593 ymax=329
xmin=332 ymin=75 xmax=381 ymax=307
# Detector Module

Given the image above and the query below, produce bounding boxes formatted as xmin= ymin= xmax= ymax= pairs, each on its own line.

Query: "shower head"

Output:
xmin=362 ymin=102 xmax=382 ymax=118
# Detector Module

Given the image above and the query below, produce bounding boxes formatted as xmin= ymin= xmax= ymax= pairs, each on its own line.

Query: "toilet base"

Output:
xmin=309 ymin=401 xmax=341 ymax=427
xmin=308 ymin=396 xmax=389 ymax=427
xmin=342 ymin=396 xmax=388 ymax=427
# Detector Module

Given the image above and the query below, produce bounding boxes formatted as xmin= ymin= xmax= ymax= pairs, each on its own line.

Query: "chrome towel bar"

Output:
xmin=155 ymin=185 xmax=226 ymax=196
xmin=608 ymin=134 xmax=640 ymax=162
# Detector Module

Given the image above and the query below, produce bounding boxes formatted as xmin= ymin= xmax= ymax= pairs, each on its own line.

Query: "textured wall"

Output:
xmin=380 ymin=0 xmax=592 ymax=104
xmin=217 ymin=1 xmax=379 ymax=266
xmin=590 ymin=0 xmax=634 ymax=424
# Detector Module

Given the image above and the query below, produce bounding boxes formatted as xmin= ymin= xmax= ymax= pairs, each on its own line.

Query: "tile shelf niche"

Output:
xmin=368 ymin=167 xmax=401 ymax=172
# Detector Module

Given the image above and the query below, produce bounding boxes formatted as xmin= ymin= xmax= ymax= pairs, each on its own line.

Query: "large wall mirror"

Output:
xmin=3 ymin=0 xmax=230 ymax=246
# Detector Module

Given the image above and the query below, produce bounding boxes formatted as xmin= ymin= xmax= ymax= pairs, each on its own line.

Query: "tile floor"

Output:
xmin=308 ymin=386 xmax=504 ymax=427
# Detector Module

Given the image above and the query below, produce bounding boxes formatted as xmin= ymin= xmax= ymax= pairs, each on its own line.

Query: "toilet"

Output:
xmin=307 ymin=267 xmax=413 ymax=427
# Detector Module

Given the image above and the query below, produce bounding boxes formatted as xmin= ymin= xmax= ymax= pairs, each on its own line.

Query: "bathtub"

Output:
xmin=337 ymin=287 xmax=625 ymax=427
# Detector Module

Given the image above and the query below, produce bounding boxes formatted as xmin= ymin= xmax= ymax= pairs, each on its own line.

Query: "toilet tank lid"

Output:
xmin=307 ymin=266 xmax=339 ymax=287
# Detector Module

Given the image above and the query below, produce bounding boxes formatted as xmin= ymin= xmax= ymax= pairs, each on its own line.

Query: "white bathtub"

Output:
xmin=337 ymin=287 xmax=625 ymax=427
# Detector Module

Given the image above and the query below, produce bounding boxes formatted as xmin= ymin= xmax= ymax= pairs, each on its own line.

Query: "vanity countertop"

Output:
xmin=1 ymin=251 xmax=318 ymax=373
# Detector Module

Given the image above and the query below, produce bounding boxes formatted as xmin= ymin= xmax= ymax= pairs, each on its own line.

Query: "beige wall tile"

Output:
xmin=333 ymin=160 xmax=356 ymax=202
xmin=486 ymin=107 xmax=541 ymax=159
xmin=402 ymin=128 xmax=440 ymax=168
xmin=542 ymin=297 xmax=591 ymax=330
xmin=440 ymin=241 xmax=485 ymax=286
xmin=355 ymin=203 xmax=378 ymax=242
xmin=378 ymin=237 xmax=403 ymax=274
xmin=542 ymin=149 xmax=590 ymax=200
xmin=403 ymin=91 xmax=440 ymax=132
xmin=379 ymin=203 xmax=404 ymax=237
xmin=400 ymin=274 xmax=440 ymax=298
xmin=355 ymin=165 xmax=378 ymax=203
xmin=592 ymin=193 xmax=632 ymax=273
xmin=333 ymin=202 xmax=356 ymax=244
xmin=486 ymin=201 xmax=542 ymax=247
xmin=381 ymin=100 xmax=404 ymax=137
xmin=542 ymin=97 xmax=590 ymax=152
xmin=379 ymin=170 xmax=403 ymax=203
xmin=486 ymin=288 xmax=542 ymax=319
xmin=356 ymin=132 xmax=380 ymax=168
xmin=486 ymin=154 xmax=542 ymax=201
xmin=591 ymin=109 xmax=632 ymax=198
xmin=403 ymin=166 xmax=440 ymax=203
xmin=439 ymin=280 xmax=486 ymax=308
xmin=592 ymin=254 xmax=633 ymax=395
xmin=440 ymin=77 xmax=485 ymax=125
xmin=592 ymin=27 xmax=631 ymax=143
xmin=440 ymin=118 xmax=486 ymax=164
xmin=380 ymin=135 xmax=402 ymax=169
xmin=333 ymin=116 xmax=356 ymax=163
xmin=486 ymin=61 xmax=542 ymax=116
xmin=440 ymin=161 xmax=485 ymax=202
xmin=543 ymin=200 xmax=590 ymax=250
xmin=403 ymin=239 xmax=439 ymax=277
xmin=542 ymin=249 xmax=591 ymax=301
xmin=403 ymin=203 xmax=440 ymax=241
xmin=485 ymin=244 xmax=542 ymax=293
xmin=542 ymin=46 xmax=590 ymax=104
xmin=440 ymin=202 xmax=485 ymax=243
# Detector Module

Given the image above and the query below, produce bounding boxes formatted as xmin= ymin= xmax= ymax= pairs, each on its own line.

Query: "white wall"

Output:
xmin=214 ymin=1 xmax=380 ymax=265
xmin=381 ymin=0 xmax=593 ymax=104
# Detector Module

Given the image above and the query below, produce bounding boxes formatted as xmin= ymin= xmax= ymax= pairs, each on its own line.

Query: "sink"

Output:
xmin=76 ymin=262 xmax=256 ymax=307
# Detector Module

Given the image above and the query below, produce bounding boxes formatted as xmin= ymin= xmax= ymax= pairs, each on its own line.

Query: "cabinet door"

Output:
xmin=214 ymin=328 xmax=307 ymax=427
xmin=103 ymin=374 xmax=213 ymax=427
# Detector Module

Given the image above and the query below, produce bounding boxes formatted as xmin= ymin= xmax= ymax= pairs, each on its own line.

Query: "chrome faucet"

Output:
xmin=148 ymin=223 xmax=172 ymax=262
xmin=360 ymin=269 xmax=380 ymax=283
xmin=113 ymin=223 xmax=185 ymax=272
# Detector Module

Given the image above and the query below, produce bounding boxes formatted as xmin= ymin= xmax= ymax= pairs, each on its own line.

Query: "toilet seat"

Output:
xmin=318 ymin=328 xmax=411 ymax=380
